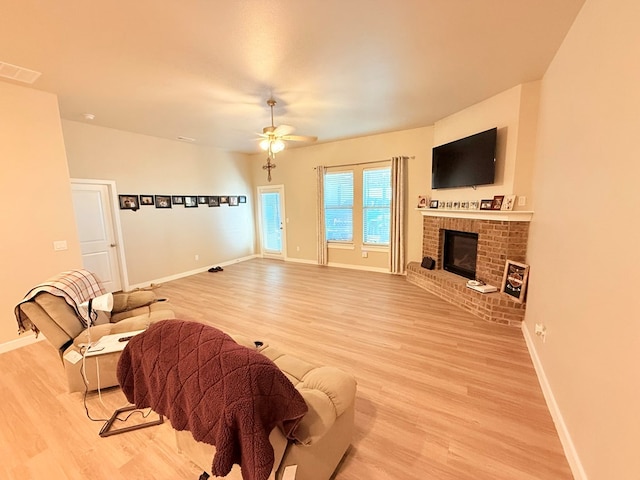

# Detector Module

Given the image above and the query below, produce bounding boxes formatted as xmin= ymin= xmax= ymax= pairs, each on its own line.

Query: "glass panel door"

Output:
xmin=258 ymin=186 xmax=286 ymax=258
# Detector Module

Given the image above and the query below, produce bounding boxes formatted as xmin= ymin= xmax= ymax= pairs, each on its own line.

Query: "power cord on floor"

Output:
xmin=80 ymin=343 xmax=153 ymax=428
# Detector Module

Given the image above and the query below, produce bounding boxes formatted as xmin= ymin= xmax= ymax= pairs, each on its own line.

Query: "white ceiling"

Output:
xmin=1 ymin=0 xmax=584 ymax=154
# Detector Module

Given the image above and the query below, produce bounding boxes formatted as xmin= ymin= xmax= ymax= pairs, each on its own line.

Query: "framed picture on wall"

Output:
xmin=119 ymin=195 xmax=139 ymax=210
xmin=500 ymin=260 xmax=530 ymax=303
xmin=239 ymin=196 xmax=247 ymax=204
xmin=197 ymin=196 xmax=208 ymax=205
xmin=219 ymin=196 xmax=229 ymax=204
xmin=140 ymin=195 xmax=154 ymax=206
xmin=155 ymin=195 xmax=172 ymax=208
xmin=172 ymin=196 xmax=184 ymax=205
xmin=229 ymin=196 xmax=239 ymax=206
xmin=184 ymin=196 xmax=198 ymax=208
xmin=208 ymin=196 xmax=220 ymax=207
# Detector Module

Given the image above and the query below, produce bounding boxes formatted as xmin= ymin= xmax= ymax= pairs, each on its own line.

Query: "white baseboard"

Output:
xmin=128 ymin=254 xmax=260 ymax=291
xmin=269 ymin=255 xmax=394 ymax=274
xmin=0 ymin=333 xmax=46 ymax=354
xmin=521 ymin=322 xmax=587 ymax=480
xmin=327 ymin=261 xmax=391 ymax=274
xmin=285 ymin=257 xmax=318 ymax=265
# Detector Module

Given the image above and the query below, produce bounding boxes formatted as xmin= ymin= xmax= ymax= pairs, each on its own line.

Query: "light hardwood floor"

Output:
xmin=0 ymin=259 xmax=573 ymax=479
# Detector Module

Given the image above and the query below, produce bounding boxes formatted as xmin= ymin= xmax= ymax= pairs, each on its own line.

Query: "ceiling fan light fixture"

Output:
xmin=259 ymin=139 xmax=270 ymax=151
xmin=271 ymin=139 xmax=285 ymax=153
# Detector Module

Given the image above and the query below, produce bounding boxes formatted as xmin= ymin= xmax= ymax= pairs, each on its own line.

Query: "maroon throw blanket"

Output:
xmin=117 ymin=320 xmax=308 ymax=480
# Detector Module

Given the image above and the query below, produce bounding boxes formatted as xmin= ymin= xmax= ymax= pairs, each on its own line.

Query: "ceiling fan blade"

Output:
xmin=281 ymin=134 xmax=318 ymax=143
xmin=273 ymin=124 xmax=295 ymax=136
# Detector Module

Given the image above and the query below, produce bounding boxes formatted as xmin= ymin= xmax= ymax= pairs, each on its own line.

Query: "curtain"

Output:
xmin=389 ymin=156 xmax=407 ymax=274
xmin=316 ymin=165 xmax=328 ymax=265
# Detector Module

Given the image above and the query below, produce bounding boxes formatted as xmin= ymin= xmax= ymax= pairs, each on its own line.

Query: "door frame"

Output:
xmin=256 ymin=184 xmax=287 ymax=260
xmin=70 ymin=178 xmax=130 ymax=291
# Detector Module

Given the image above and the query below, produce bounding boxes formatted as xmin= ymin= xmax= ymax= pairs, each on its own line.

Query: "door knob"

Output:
xmin=110 ymin=243 xmax=117 ymax=247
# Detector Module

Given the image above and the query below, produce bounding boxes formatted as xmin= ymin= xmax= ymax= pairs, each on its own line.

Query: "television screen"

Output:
xmin=431 ymin=127 xmax=497 ymax=189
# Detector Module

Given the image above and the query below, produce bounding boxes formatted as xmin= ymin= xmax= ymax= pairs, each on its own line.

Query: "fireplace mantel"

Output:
xmin=418 ymin=208 xmax=533 ymax=222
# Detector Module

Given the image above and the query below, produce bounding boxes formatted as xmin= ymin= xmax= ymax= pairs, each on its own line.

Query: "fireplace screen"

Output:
xmin=443 ymin=230 xmax=478 ymax=280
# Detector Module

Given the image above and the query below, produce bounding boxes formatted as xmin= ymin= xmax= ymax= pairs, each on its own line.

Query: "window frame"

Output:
xmin=362 ymin=166 xmax=391 ymax=247
xmin=324 ymin=170 xmax=354 ymax=244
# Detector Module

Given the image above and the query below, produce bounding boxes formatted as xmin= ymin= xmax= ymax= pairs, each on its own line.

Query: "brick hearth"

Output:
xmin=407 ymin=214 xmax=530 ymax=326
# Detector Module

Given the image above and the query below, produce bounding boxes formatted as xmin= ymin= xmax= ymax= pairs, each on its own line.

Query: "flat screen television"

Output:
xmin=431 ymin=127 xmax=497 ymax=189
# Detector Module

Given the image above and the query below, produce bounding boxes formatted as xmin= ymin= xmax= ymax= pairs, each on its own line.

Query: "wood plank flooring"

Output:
xmin=0 ymin=259 xmax=573 ymax=479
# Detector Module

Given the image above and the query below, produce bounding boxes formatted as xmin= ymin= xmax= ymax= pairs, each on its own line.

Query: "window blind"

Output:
xmin=324 ymin=171 xmax=354 ymax=242
xmin=363 ymin=167 xmax=391 ymax=245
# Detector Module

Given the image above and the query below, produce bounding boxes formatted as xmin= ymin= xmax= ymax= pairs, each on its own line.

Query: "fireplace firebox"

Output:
xmin=443 ymin=230 xmax=478 ymax=280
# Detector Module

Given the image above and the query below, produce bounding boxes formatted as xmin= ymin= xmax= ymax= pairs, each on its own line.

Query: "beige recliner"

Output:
xmin=18 ymin=290 xmax=175 ymax=393
xmin=175 ymin=334 xmax=357 ymax=480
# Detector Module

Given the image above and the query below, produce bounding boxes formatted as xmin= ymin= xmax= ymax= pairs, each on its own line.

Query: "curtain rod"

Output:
xmin=315 ymin=155 xmax=414 ymax=169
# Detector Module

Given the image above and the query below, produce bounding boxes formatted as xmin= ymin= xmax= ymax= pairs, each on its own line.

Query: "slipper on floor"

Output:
xmin=215 ymin=266 xmax=223 ymax=271
xmin=207 ymin=267 xmax=217 ymax=273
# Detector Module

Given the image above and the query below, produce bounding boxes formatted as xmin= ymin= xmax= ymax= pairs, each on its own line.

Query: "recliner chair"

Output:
xmin=18 ymin=288 xmax=175 ymax=393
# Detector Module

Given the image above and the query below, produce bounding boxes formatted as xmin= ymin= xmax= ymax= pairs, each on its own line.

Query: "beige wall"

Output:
xmin=0 ymin=83 xmax=82 ymax=345
xmin=63 ymin=121 xmax=255 ymax=286
xmin=526 ymin=0 xmax=640 ymax=478
xmin=250 ymin=83 xmax=539 ymax=271
xmin=432 ymin=82 xmax=540 ymax=209
xmin=249 ymin=127 xmax=433 ymax=268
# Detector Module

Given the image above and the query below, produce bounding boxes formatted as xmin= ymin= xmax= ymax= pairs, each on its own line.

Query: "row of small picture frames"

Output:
xmin=118 ymin=194 xmax=247 ymax=210
xmin=419 ymin=194 xmax=516 ymax=211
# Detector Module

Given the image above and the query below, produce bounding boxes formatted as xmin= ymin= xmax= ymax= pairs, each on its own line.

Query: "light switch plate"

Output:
xmin=53 ymin=240 xmax=68 ymax=251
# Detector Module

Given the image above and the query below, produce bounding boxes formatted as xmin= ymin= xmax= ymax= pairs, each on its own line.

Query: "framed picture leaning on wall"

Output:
xmin=501 ymin=260 xmax=530 ymax=303
xmin=480 ymin=199 xmax=493 ymax=210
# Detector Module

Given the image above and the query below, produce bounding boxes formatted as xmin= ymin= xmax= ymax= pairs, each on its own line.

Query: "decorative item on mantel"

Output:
xmin=417 ymin=195 xmax=428 ymax=208
xmin=501 ymin=195 xmax=516 ymax=211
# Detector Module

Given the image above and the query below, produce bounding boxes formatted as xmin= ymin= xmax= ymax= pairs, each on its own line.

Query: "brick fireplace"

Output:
xmin=407 ymin=211 xmax=531 ymax=326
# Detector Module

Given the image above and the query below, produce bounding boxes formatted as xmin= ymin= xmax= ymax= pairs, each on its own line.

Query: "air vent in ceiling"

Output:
xmin=0 ymin=61 xmax=42 ymax=84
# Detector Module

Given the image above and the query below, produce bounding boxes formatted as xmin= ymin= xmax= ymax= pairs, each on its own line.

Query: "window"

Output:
xmin=363 ymin=167 xmax=391 ymax=245
xmin=324 ymin=171 xmax=353 ymax=242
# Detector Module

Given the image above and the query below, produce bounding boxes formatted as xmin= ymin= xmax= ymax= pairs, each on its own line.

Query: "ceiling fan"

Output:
xmin=258 ymin=98 xmax=317 ymax=157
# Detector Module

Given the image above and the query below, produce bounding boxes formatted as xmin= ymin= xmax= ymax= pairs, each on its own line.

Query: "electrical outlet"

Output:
xmin=535 ymin=323 xmax=547 ymax=342
xmin=194 ymin=254 xmax=199 ymax=261
xmin=296 ymin=246 xmax=300 ymax=252
xmin=361 ymin=251 xmax=368 ymax=258
xmin=518 ymin=196 xmax=527 ymax=206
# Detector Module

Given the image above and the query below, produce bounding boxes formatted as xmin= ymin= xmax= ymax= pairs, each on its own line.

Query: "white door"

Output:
xmin=71 ymin=182 xmax=123 ymax=292
xmin=258 ymin=185 xmax=286 ymax=259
